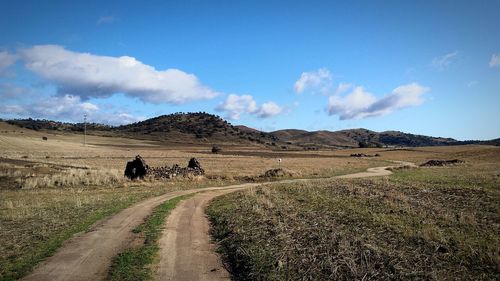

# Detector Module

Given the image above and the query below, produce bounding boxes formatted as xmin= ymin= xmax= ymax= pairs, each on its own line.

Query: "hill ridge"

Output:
xmin=3 ymin=113 xmax=498 ymax=148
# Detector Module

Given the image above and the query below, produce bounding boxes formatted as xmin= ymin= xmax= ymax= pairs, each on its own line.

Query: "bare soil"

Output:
xmin=153 ymin=188 xmax=251 ymax=281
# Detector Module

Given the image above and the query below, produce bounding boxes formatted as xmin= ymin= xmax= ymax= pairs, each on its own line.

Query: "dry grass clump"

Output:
xmin=18 ymin=168 xmax=125 ymax=189
xmin=207 ymin=163 xmax=500 ymax=280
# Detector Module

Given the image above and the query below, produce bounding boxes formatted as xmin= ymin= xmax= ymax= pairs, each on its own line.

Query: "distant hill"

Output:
xmin=271 ymin=128 xmax=494 ymax=148
xmin=6 ymin=113 xmax=280 ymax=146
xmin=113 ymin=113 xmax=280 ymax=145
xmin=5 ymin=113 xmax=498 ymax=148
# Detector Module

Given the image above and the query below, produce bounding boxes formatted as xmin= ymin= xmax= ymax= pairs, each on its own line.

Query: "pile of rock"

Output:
xmin=420 ymin=159 xmax=464 ymax=167
xmin=350 ymin=153 xmax=380 ymax=157
xmin=124 ymin=155 xmax=204 ymax=180
xmin=262 ymin=168 xmax=298 ymax=178
xmin=124 ymin=155 xmax=149 ymax=180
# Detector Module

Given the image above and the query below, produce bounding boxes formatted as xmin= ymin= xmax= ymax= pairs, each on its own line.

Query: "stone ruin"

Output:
xmin=350 ymin=153 xmax=380 ymax=157
xmin=420 ymin=159 xmax=464 ymax=167
xmin=124 ymin=155 xmax=204 ymax=180
xmin=124 ymin=155 xmax=149 ymax=180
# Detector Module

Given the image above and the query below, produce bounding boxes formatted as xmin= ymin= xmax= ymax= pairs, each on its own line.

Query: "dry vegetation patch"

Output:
xmin=207 ymin=161 xmax=500 ymax=280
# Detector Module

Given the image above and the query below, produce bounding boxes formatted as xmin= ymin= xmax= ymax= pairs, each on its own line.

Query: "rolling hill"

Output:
xmin=4 ymin=113 xmax=497 ymax=148
xmin=271 ymin=128 xmax=459 ymax=148
xmin=4 ymin=113 xmax=280 ymax=146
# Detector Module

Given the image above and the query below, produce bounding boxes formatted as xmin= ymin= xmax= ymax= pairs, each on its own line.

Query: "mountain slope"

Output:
xmin=272 ymin=128 xmax=461 ymax=148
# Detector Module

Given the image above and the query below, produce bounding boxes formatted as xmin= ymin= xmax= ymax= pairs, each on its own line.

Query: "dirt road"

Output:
xmin=336 ymin=160 xmax=416 ymax=179
xmin=22 ymin=161 xmax=409 ymax=281
xmin=154 ymin=188 xmax=246 ymax=281
xmin=153 ymin=161 xmax=414 ymax=281
xmin=21 ymin=185 xmax=258 ymax=281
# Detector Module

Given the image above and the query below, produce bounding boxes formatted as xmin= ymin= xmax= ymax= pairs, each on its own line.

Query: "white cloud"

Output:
xmin=294 ymin=68 xmax=332 ymax=94
xmin=0 ymin=94 xmax=144 ymax=125
xmin=489 ymin=54 xmax=500 ymax=67
xmin=334 ymin=82 xmax=352 ymax=95
xmin=216 ymin=94 xmax=257 ymax=120
xmin=255 ymin=102 xmax=283 ymax=118
xmin=19 ymin=45 xmax=219 ymax=104
xmin=328 ymin=83 xmax=428 ymax=120
xmin=97 ymin=16 xmax=116 ymax=25
xmin=432 ymin=51 xmax=459 ymax=70
xmin=216 ymin=94 xmax=283 ymax=120
xmin=0 ymin=51 xmax=17 ymax=73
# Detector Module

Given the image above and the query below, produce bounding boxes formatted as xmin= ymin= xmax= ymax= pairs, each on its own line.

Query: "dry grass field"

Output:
xmin=207 ymin=146 xmax=500 ymax=280
xmin=1 ymin=121 xmax=499 ymax=280
xmin=0 ymin=122 xmax=384 ymax=280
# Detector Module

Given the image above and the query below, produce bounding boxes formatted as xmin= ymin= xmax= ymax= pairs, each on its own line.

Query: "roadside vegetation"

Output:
xmin=207 ymin=161 xmax=500 ymax=280
xmin=0 ymin=185 xmax=171 ymax=281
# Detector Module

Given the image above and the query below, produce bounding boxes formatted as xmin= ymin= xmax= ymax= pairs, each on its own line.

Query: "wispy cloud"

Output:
xmin=489 ymin=54 xmax=500 ymax=67
xmin=328 ymin=83 xmax=428 ymax=120
xmin=467 ymin=80 xmax=478 ymax=87
xmin=18 ymin=45 xmax=219 ymax=104
xmin=216 ymin=94 xmax=283 ymax=120
xmin=97 ymin=16 xmax=116 ymax=25
xmin=0 ymin=83 xmax=28 ymax=99
xmin=0 ymin=51 xmax=17 ymax=74
xmin=294 ymin=68 xmax=332 ymax=94
xmin=432 ymin=51 xmax=459 ymax=70
xmin=334 ymin=82 xmax=352 ymax=95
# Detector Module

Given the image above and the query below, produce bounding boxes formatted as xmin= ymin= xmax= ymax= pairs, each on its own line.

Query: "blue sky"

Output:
xmin=0 ymin=0 xmax=499 ymax=140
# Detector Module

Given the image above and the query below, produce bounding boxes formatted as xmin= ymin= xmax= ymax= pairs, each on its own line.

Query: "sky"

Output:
xmin=0 ymin=0 xmax=499 ymax=140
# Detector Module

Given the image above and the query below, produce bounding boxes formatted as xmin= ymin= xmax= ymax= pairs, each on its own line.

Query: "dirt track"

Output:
xmin=153 ymin=161 xmax=414 ymax=281
xmin=21 ymin=185 xmax=258 ymax=281
xmin=22 ymin=161 xmax=409 ymax=281
xmin=154 ymin=188 xmax=248 ymax=281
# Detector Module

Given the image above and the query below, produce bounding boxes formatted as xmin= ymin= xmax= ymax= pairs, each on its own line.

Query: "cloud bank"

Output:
xmin=0 ymin=94 xmax=144 ymax=125
xmin=328 ymin=83 xmax=428 ymax=120
xmin=216 ymin=94 xmax=283 ymax=120
xmin=19 ymin=45 xmax=219 ymax=104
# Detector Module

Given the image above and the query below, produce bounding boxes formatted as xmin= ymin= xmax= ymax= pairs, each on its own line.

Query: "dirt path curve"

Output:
xmin=21 ymin=184 xmax=259 ymax=281
xmin=336 ymin=160 xmax=416 ymax=179
xmin=153 ymin=160 xmax=415 ymax=281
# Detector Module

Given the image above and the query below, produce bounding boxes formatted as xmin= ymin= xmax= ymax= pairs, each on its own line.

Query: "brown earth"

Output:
xmin=153 ymin=187 xmax=253 ymax=281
